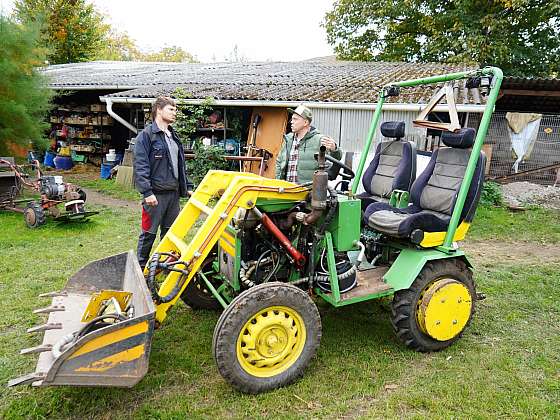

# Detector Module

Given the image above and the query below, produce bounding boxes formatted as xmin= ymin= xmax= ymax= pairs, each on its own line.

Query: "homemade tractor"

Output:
xmin=10 ymin=68 xmax=503 ymax=393
xmin=0 ymin=157 xmax=97 ymax=228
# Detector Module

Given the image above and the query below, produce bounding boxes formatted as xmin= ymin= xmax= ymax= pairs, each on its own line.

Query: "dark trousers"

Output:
xmin=137 ymin=191 xmax=180 ymax=269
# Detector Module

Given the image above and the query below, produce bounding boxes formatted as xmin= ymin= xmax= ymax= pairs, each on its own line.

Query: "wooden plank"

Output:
xmin=340 ymin=266 xmax=392 ymax=301
xmin=244 ymin=107 xmax=288 ymax=178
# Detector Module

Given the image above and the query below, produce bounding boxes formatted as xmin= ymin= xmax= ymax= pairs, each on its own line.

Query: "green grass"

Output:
xmin=0 ymin=204 xmax=558 ymax=419
xmin=470 ymin=205 xmax=560 ymax=243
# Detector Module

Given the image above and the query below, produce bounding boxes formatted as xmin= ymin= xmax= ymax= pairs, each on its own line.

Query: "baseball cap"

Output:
xmin=288 ymin=105 xmax=312 ymax=123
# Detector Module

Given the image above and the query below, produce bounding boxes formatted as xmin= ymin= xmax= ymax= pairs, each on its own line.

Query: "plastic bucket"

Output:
xmin=44 ymin=151 xmax=56 ymax=168
xmin=100 ymin=162 xmax=115 ymax=179
xmin=53 ymin=155 xmax=73 ymax=170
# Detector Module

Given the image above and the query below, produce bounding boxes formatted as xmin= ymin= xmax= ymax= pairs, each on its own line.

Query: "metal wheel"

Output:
xmin=23 ymin=201 xmax=46 ymax=228
xmin=391 ymin=258 xmax=475 ymax=352
xmin=212 ymin=282 xmax=321 ymax=393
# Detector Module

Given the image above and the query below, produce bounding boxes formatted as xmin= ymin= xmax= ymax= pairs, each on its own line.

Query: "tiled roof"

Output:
xmin=43 ymin=60 xmax=555 ymax=105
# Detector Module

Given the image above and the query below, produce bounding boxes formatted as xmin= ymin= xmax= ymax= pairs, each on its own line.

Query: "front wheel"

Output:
xmin=24 ymin=201 xmax=46 ymax=228
xmin=391 ymin=258 xmax=475 ymax=352
xmin=212 ymin=282 xmax=322 ymax=393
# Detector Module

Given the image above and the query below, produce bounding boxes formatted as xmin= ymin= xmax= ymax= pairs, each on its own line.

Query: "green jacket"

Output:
xmin=275 ymin=128 xmax=342 ymax=184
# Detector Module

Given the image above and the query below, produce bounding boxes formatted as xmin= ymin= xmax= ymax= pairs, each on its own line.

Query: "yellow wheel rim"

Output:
xmin=236 ymin=305 xmax=306 ymax=378
xmin=416 ymin=279 xmax=472 ymax=341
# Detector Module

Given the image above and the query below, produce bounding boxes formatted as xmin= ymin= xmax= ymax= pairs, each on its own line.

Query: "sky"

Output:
xmin=0 ymin=0 xmax=336 ymax=62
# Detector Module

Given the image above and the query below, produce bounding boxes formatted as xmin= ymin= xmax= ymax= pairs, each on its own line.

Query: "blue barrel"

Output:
xmin=43 ymin=151 xmax=56 ymax=168
xmin=100 ymin=162 xmax=116 ymax=179
xmin=53 ymin=155 xmax=73 ymax=170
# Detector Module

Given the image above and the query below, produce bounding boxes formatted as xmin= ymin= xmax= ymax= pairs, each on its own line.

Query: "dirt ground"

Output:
xmin=84 ymin=188 xmax=136 ymax=208
xmin=463 ymin=240 xmax=560 ymax=265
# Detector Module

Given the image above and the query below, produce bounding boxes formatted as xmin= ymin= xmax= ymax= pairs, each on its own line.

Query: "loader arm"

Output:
xmin=147 ymin=170 xmax=309 ymax=323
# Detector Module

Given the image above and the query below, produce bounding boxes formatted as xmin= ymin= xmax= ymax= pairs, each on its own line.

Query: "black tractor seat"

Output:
xmin=357 ymin=121 xmax=416 ymax=210
xmin=363 ymin=127 xmax=486 ymax=248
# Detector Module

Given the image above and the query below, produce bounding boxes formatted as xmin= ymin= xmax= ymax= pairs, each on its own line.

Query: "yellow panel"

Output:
xmin=219 ymin=239 xmax=235 ymax=256
xmin=81 ymin=290 xmax=133 ymax=322
xmin=68 ymin=321 xmax=149 ymax=359
xmin=74 ymin=344 xmax=145 ymax=372
xmin=420 ymin=222 xmax=471 ymax=248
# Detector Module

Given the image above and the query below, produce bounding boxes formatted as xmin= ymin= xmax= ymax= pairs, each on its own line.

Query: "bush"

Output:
xmin=480 ymin=181 xmax=503 ymax=206
xmin=186 ymin=140 xmax=230 ymax=186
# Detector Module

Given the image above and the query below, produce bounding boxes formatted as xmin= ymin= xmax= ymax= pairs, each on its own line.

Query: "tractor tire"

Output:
xmin=180 ymin=276 xmax=222 ymax=311
xmin=390 ymin=258 xmax=476 ymax=352
xmin=180 ymin=251 xmax=221 ymax=310
xmin=23 ymin=201 xmax=46 ymax=228
xmin=212 ymin=282 xmax=322 ymax=394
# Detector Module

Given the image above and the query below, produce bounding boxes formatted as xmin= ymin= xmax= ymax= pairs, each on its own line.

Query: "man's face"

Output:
xmin=290 ymin=113 xmax=309 ymax=133
xmin=158 ymin=104 xmax=177 ymax=123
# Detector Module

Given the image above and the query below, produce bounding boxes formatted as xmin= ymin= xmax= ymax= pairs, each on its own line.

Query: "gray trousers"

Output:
xmin=137 ymin=190 xmax=180 ymax=269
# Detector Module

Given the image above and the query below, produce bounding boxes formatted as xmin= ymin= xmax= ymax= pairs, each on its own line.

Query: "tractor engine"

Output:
xmin=40 ymin=176 xmax=66 ymax=200
xmin=227 ymin=146 xmax=359 ymax=293
xmin=40 ymin=175 xmax=83 ymax=201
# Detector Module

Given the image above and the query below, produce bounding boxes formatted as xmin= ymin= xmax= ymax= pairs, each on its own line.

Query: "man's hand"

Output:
xmin=320 ymin=136 xmax=337 ymax=151
xmin=144 ymin=194 xmax=158 ymax=206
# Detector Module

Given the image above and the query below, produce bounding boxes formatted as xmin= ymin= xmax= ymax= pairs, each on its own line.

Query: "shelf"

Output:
xmin=196 ymin=127 xmax=231 ymax=132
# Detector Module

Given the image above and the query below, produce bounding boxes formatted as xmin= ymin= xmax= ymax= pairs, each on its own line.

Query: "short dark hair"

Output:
xmin=151 ymin=96 xmax=176 ymax=120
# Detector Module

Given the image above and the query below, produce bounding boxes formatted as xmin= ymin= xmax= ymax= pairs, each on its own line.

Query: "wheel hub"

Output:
xmin=417 ymin=279 xmax=472 ymax=341
xmin=237 ymin=306 xmax=306 ymax=377
xmin=25 ymin=208 xmax=36 ymax=225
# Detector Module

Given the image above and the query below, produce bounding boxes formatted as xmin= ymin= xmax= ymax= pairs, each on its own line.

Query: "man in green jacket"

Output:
xmin=275 ymin=105 xmax=342 ymax=184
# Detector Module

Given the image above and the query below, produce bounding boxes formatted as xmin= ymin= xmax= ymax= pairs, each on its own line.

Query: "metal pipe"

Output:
xmin=442 ymin=67 xmax=503 ymax=248
xmin=351 ymin=93 xmax=386 ymax=194
xmin=251 ymin=207 xmax=307 ymax=269
xmin=99 ymin=96 xmax=485 ymax=113
xmin=105 ymin=98 xmax=138 ymax=134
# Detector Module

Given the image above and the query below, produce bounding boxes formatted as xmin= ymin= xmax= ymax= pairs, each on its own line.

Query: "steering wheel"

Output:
xmin=325 ymin=154 xmax=355 ymax=180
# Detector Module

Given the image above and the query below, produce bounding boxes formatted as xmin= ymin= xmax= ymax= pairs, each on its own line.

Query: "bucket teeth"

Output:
xmin=7 ymin=372 xmax=46 ymax=387
xmin=20 ymin=344 xmax=52 ymax=355
xmin=33 ymin=305 xmax=65 ymax=314
xmin=27 ymin=323 xmax=63 ymax=333
xmin=39 ymin=291 xmax=68 ymax=298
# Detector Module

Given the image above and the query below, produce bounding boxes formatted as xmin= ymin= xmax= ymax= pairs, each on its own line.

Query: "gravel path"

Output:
xmin=501 ymin=182 xmax=560 ymax=210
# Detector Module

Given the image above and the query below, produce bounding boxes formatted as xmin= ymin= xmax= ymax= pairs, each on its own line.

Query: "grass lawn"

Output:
xmin=0 ymin=203 xmax=558 ymax=419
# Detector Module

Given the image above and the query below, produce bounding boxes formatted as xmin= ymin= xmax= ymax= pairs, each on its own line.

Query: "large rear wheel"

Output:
xmin=213 ymin=282 xmax=321 ymax=393
xmin=391 ymin=258 xmax=475 ymax=352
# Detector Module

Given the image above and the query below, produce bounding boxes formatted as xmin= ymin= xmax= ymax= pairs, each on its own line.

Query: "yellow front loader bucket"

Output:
xmin=9 ymin=251 xmax=156 ymax=387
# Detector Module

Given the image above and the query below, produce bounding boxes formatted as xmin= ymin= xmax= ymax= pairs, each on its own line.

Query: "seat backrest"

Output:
xmin=410 ymin=128 xmax=486 ymax=222
xmin=362 ymin=121 xmax=416 ymax=198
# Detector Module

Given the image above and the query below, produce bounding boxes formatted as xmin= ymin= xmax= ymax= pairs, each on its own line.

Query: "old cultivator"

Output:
xmin=10 ymin=68 xmax=502 ymax=393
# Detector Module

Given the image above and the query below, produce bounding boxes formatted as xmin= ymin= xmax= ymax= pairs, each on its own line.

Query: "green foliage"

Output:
xmin=0 ymin=16 xmax=52 ymax=155
xmin=186 ymin=141 xmax=230 ymax=186
xmin=170 ymin=89 xmax=226 ymax=185
xmin=140 ymin=46 xmax=196 ymax=63
xmin=480 ymin=181 xmax=503 ymax=207
xmin=13 ymin=0 xmax=110 ymax=64
xmin=324 ymin=0 xmax=560 ymax=77
xmin=99 ymin=34 xmax=198 ymax=63
xmin=172 ymin=88 xmax=214 ymax=140
xmin=97 ymin=29 xmax=140 ymax=61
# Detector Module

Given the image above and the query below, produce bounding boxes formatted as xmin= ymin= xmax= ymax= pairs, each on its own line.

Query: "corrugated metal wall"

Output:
xmin=309 ymin=107 xmax=427 ymax=153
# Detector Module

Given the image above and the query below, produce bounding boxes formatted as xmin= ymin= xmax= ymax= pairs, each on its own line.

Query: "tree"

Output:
xmin=324 ymin=0 xmax=560 ymax=77
xmin=13 ymin=0 xmax=110 ymax=64
xmin=98 ymin=29 xmax=140 ymax=61
xmin=140 ymin=46 xmax=197 ymax=63
xmin=0 ymin=16 xmax=52 ymax=155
